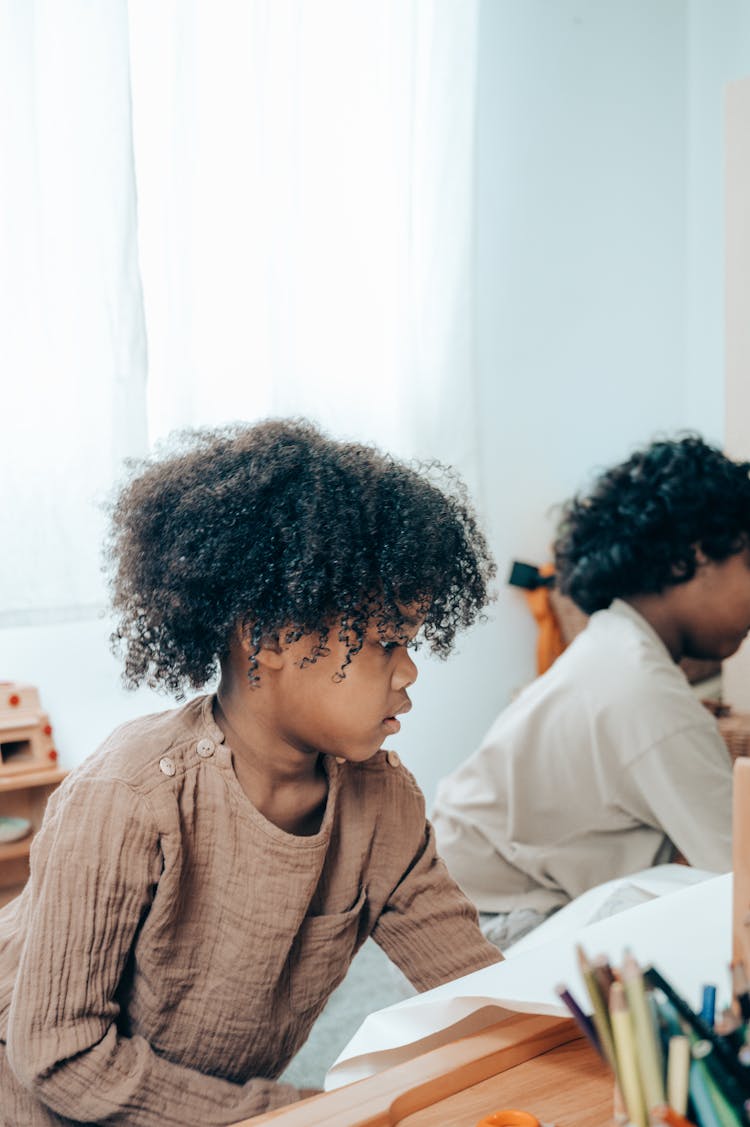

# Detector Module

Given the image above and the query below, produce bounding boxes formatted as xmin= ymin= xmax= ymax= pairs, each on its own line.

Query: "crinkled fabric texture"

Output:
xmin=433 ymin=600 xmax=732 ymax=914
xmin=478 ymin=908 xmax=553 ymax=950
xmin=0 ymin=696 xmax=499 ymax=1126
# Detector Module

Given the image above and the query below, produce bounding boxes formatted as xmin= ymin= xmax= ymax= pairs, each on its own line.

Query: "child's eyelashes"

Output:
xmin=376 ymin=636 xmax=419 ymax=653
xmin=378 ymin=639 xmax=401 ymax=653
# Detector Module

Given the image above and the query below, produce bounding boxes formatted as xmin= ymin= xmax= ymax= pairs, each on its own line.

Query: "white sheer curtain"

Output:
xmin=0 ymin=0 xmax=148 ymax=625
xmin=1 ymin=0 xmax=480 ymax=627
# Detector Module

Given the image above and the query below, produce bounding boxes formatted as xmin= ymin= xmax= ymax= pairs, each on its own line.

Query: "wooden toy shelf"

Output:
xmin=0 ymin=765 xmax=67 ymax=908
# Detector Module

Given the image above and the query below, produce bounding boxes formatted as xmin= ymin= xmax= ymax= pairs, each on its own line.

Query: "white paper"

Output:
xmin=326 ymin=869 xmax=730 ymax=1090
xmin=504 ymin=863 xmax=717 ymax=956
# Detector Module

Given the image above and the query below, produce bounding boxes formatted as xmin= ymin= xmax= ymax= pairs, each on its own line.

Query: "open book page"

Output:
xmin=504 ymin=863 xmax=717 ymax=956
xmin=325 ymin=869 xmax=730 ymax=1090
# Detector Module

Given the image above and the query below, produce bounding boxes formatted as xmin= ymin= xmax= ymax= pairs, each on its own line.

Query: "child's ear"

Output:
xmin=254 ymin=642 xmax=285 ymax=671
xmin=693 ymin=543 xmax=709 ymax=567
xmin=236 ymin=625 xmax=286 ymax=670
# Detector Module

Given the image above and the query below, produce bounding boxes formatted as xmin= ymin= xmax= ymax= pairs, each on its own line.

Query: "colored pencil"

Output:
xmin=651 ymin=1106 xmax=698 ymax=1127
xmin=593 ymin=953 xmax=617 ymax=998
xmin=689 ymin=1054 xmax=728 ymax=1127
xmin=576 ymin=945 xmax=618 ymax=1073
xmin=622 ymin=951 xmax=666 ymax=1111
xmin=648 ymin=991 xmax=667 ymax=1080
xmin=609 ymin=981 xmax=648 ymax=1127
xmin=690 ymin=1050 xmax=745 ymax=1127
xmin=652 ymin=996 xmax=750 ymax=1122
xmin=702 ymin=985 xmax=718 ymax=1028
xmin=644 ymin=967 xmax=750 ymax=1097
xmin=666 ymin=1034 xmax=691 ymax=1115
xmin=555 ymin=982 xmax=602 ymax=1057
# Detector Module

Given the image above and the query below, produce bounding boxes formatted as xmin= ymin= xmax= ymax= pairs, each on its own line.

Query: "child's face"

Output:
xmin=681 ymin=546 xmax=750 ymax=661
xmin=269 ymin=612 xmax=421 ymax=763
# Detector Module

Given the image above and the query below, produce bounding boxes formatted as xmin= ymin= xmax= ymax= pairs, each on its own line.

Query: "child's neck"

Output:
xmin=213 ymin=684 xmax=328 ymax=836
xmin=620 ymin=594 xmax=683 ymax=662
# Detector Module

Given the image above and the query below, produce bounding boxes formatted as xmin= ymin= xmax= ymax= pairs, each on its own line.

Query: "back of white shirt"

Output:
xmin=431 ymin=600 xmax=732 ymax=913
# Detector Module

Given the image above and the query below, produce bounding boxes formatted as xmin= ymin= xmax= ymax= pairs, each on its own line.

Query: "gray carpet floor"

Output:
xmin=281 ymin=939 xmax=414 ymax=1090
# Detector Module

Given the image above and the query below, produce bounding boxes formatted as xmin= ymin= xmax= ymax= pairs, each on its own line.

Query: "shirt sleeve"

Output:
xmin=6 ymin=776 xmax=304 ymax=1126
xmin=615 ymin=723 xmax=732 ymax=874
xmin=371 ymin=817 xmax=502 ymax=989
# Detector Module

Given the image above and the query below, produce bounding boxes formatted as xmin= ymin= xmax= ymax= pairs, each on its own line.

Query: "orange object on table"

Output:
xmin=650 ymin=1106 xmax=697 ymax=1127
xmin=475 ymin=1111 xmax=540 ymax=1126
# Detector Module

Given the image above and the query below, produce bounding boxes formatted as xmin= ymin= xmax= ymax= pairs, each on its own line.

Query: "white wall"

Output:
xmin=2 ymin=2 xmax=750 ymax=806
xmin=0 ymin=617 xmax=173 ymax=768
xmin=723 ymin=72 xmax=750 ymax=709
xmin=685 ymin=0 xmax=750 ymax=435
xmin=402 ymin=0 xmax=750 ymax=804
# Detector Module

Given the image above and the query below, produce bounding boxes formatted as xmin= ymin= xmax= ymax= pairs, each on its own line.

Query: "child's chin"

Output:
xmin=338 ymin=744 xmax=382 ymax=764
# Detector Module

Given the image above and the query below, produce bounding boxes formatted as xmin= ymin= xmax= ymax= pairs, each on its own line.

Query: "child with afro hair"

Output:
xmin=433 ymin=435 xmax=749 ymax=949
xmin=0 ymin=419 xmax=501 ymax=1126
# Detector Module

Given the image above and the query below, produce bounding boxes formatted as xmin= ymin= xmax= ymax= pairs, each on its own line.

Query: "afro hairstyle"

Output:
xmin=554 ymin=434 xmax=750 ymax=614
xmin=106 ymin=418 xmax=496 ymax=694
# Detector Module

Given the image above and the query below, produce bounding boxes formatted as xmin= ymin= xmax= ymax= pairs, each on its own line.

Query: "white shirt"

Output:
xmin=431 ymin=600 xmax=733 ymax=913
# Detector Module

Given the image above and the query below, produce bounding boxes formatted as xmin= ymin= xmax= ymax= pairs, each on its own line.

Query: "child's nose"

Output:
xmin=392 ymin=648 xmax=418 ymax=689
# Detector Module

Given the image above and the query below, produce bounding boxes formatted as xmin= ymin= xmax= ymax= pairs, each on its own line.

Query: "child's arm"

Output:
xmin=5 ymin=777 xmax=306 ymax=1126
xmin=370 ymin=814 xmax=502 ymax=990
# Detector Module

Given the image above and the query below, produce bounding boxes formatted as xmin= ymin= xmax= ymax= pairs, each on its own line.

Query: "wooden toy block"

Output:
xmin=0 ymin=682 xmax=59 ymax=776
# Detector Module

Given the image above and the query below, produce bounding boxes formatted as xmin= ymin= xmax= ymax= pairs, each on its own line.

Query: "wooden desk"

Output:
xmin=236 ymin=754 xmax=746 ymax=1126
xmin=399 ymin=1037 xmax=612 ymax=1126
xmin=238 ymin=1014 xmax=614 ymax=1127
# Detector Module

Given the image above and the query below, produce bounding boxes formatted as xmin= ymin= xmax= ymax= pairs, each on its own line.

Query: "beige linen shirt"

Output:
xmin=432 ymin=600 xmax=732 ymax=915
xmin=0 ymin=695 xmax=499 ymax=1126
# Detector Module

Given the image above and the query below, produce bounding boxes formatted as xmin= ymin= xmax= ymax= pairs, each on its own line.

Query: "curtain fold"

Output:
xmin=1 ymin=0 xmax=480 ymax=626
xmin=0 ymin=0 xmax=148 ymax=624
xmin=129 ymin=0 xmax=480 ymax=476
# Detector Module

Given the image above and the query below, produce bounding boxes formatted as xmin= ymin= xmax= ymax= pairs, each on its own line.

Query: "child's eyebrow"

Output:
xmin=400 ymin=613 xmax=422 ymax=628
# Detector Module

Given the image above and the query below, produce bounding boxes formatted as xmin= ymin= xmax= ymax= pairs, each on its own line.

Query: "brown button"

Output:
xmin=386 ymin=750 xmax=400 ymax=768
xmin=196 ymin=738 xmax=215 ymax=759
xmin=159 ymin=756 xmax=176 ymax=777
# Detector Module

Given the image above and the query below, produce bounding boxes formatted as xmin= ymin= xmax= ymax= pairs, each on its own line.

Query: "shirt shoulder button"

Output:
xmin=196 ymin=738 xmax=215 ymax=759
xmin=386 ymin=750 xmax=400 ymax=768
xmin=159 ymin=756 xmax=176 ymax=777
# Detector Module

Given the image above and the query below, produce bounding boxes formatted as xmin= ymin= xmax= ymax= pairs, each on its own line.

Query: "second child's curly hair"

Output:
xmin=106 ymin=418 xmax=496 ymax=694
xmin=554 ymin=435 xmax=750 ymax=614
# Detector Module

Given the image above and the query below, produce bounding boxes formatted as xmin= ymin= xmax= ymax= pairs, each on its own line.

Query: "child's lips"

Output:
xmin=382 ymin=700 xmax=411 ymax=734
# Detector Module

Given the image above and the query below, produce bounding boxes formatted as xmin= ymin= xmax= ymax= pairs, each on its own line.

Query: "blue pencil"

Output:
xmin=701 ymin=985 xmax=717 ymax=1028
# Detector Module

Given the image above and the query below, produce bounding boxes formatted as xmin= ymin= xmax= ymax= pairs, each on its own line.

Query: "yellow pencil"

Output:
xmin=621 ymin=952 xmax=666 ymax=1112
xmin=666 ymin=1035 xmax=690 ymax=1116
xmin=610 ymin=981 xmax=648 ymax=1127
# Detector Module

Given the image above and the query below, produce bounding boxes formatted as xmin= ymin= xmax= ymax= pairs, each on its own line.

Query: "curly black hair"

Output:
xmin=554 ymin=434 xmax=750 ymax=614
xmin=106 ymin=418 xmax=496 ymax=694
